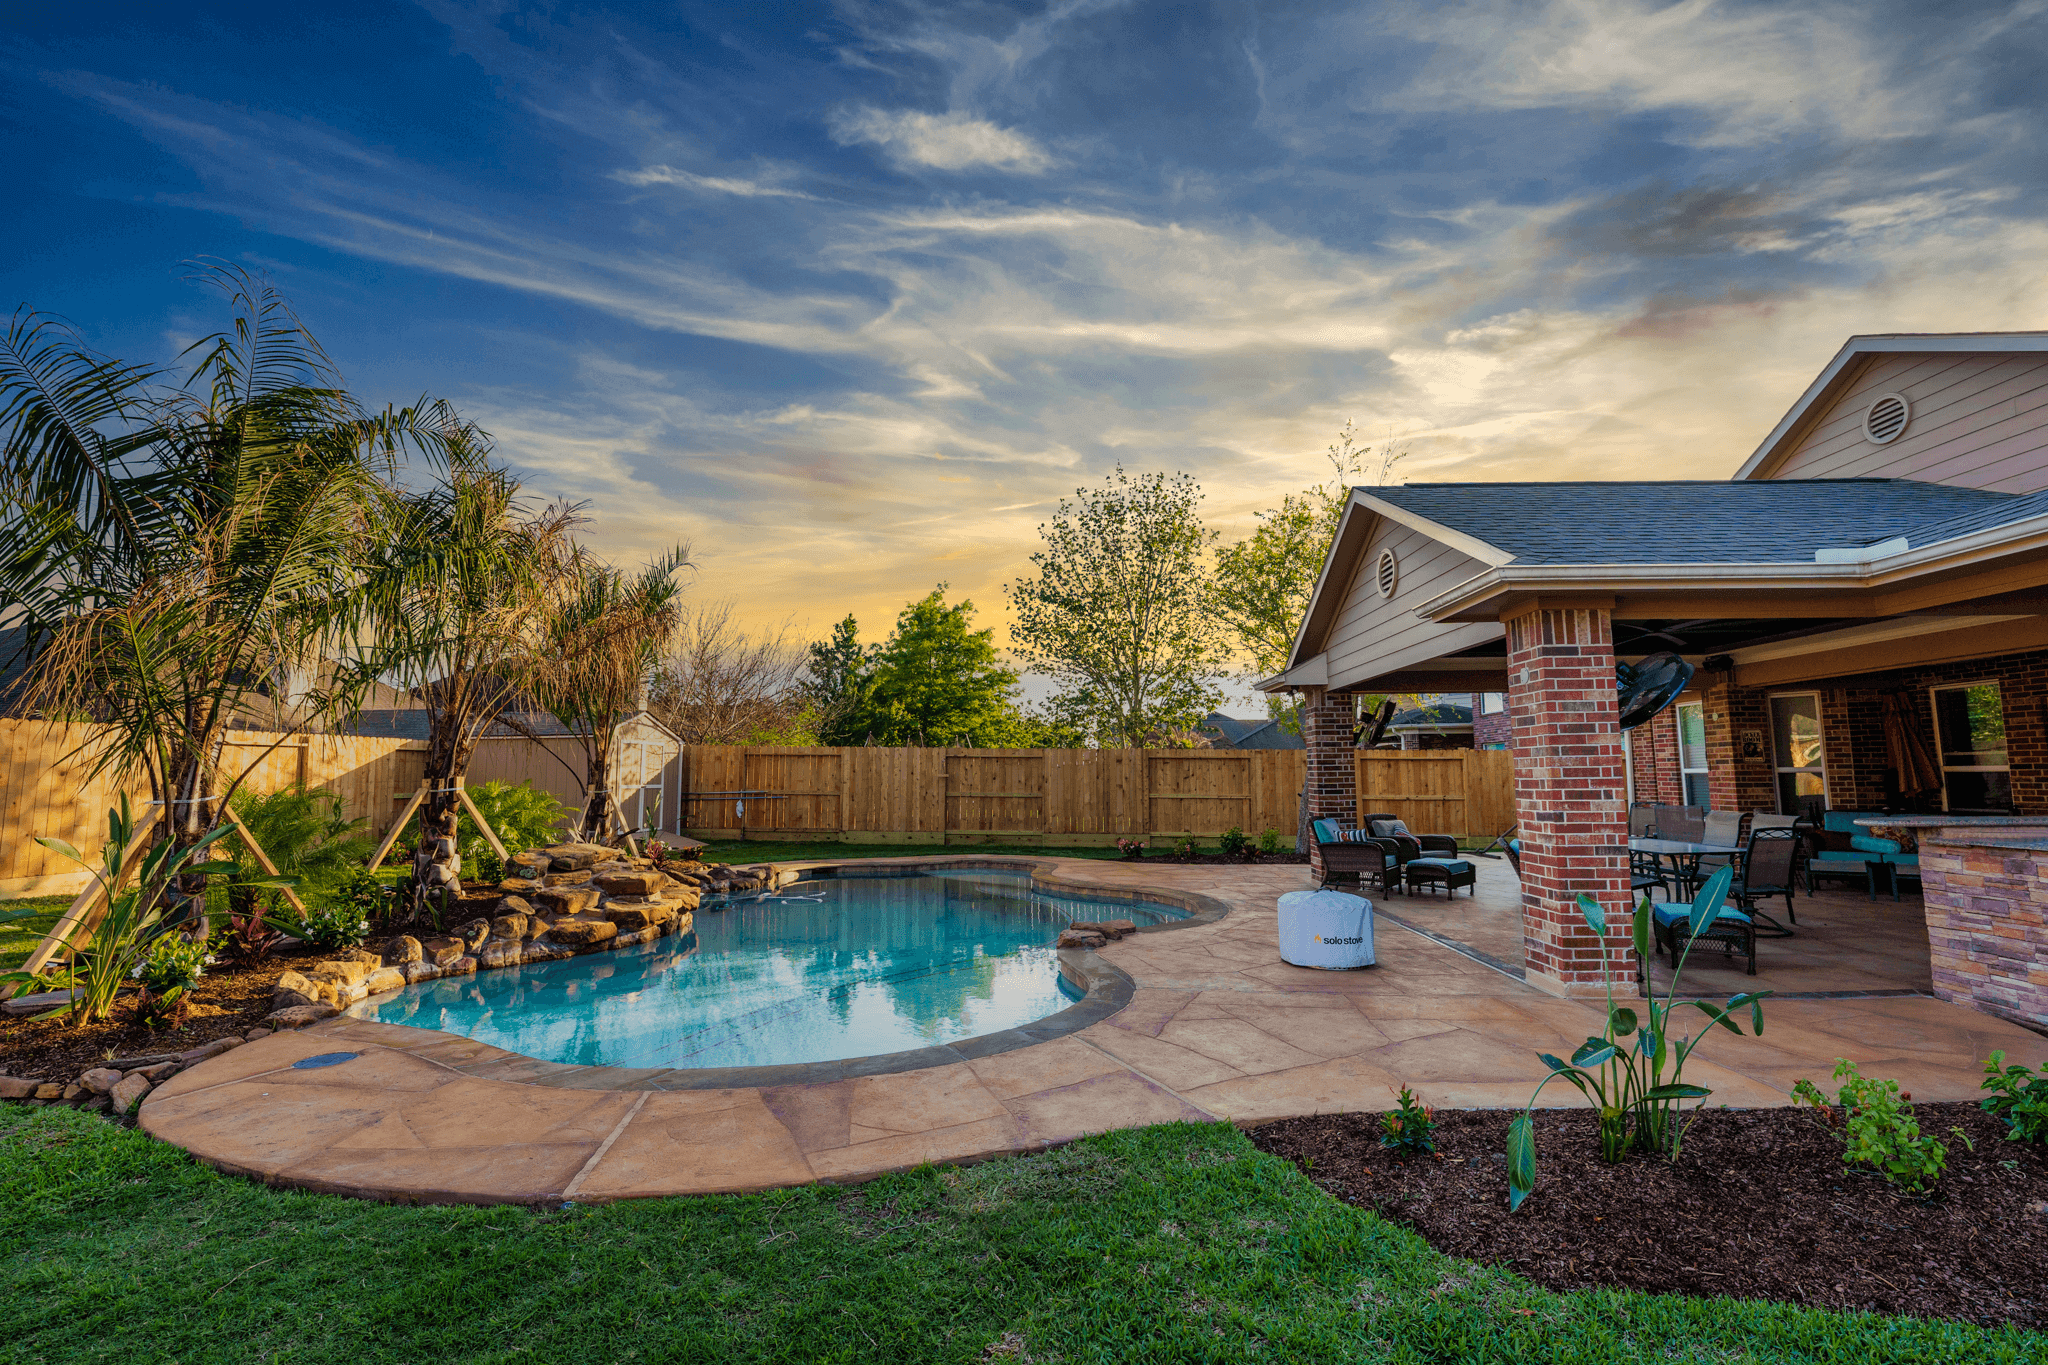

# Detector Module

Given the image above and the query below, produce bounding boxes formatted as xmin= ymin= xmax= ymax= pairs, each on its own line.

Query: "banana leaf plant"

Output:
xmin=21 ymin=796 xmax=286 ymax=1024
xmin=1506 ymin=865 xmax=1771 ymax=1211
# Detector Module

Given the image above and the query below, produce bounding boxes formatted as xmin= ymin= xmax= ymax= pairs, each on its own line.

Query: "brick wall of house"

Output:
xmin=1920 ymin=837 xmax=2048 ymax=1029
xmin=1301 ymin=688 xmax=1358 ymax=875
xmin=1630 ymin=707 xmax=1682 ymax=805
xmin=1505 ymin=606 xmax=1631 ymax=996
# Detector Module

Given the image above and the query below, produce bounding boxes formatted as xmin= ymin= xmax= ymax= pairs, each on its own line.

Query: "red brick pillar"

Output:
xmin=1506 ymin=606 xmax=1631 ymax=997
xmin=1301 ymin=688 xmax=1357 ymax=877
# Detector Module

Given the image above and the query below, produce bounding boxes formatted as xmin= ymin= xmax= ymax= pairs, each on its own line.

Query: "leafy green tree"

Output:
xmin=804 ymin=615 xmax=878 ymax=745
xmin=1006 ymin=467 xmax=1223 ymax=747
xmin=857 ymin=587 xmax=1021 ymax=747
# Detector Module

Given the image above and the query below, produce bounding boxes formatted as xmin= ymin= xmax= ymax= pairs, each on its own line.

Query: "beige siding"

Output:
xmin=1769 ymin=353 xmax=2048 ymax=492
xmin=1322 ymin=519 xmax=1502 ymax=689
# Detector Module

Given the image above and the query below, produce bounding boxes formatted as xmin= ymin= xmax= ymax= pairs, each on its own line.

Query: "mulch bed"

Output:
xmin=1251 ymin=1103 xmax=2048 ymax=1328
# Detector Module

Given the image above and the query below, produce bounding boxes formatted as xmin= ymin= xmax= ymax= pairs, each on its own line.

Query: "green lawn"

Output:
xmin=2 ymin=1107 xmax=2034 ymax=1363
xmin=0 ymin=896 xmax=66 ymax=972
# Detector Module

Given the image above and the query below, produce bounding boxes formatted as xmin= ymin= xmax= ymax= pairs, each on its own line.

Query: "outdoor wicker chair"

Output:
xmin=1728 ymin=825 xmax=1799 ymax=933
xmin=1650 ymin=889 xmax=1761 ymax=976
xmin=1312 ymin=819 xmax=1399 ymax=893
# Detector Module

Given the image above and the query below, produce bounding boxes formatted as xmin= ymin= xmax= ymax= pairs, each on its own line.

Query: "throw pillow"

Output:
xmin=1368 ymin=818 xmax=1412 ymax=838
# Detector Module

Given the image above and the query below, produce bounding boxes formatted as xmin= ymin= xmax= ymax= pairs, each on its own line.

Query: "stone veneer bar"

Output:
xmin=1863 ymin=816 xmax=2048 ymax=1030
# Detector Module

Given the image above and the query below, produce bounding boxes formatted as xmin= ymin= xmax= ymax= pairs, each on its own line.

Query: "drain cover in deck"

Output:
xmin=290 ymin=1052 xmax=360 ymax=1070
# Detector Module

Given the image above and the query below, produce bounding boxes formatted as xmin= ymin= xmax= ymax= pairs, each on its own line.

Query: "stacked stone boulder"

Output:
xmin=261 ymin=842 xmax=723 ymax=1020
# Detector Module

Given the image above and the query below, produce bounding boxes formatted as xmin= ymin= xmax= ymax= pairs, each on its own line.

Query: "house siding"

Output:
xmin=1766 ymin=352 xmax=2048 ymax=492
xmin=1321 ymin=519 xmax=1501 ymax=689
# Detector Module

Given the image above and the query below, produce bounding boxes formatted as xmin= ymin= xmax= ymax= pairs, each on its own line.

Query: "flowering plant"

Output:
xmin=645 ymin=839 xmax=669 ymax=865
xmin=1115 ymin=838 xmax=1145 ymax=860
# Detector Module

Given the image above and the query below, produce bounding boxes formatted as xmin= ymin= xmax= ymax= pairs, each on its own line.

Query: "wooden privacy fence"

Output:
xmin=1354 ymin=749 xmax=1515 ymax=842
xmin=676 ymin=746 xmax=1303 ymax=845
xmin=0 ymin=720 xmax=424 ymax=895
xmin=1 ymin=722 xmax=1304 ymax=891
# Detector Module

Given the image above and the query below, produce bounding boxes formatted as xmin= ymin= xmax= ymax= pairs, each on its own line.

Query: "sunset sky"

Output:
xmin=7 ymin=0 xmax=2047 ymax=667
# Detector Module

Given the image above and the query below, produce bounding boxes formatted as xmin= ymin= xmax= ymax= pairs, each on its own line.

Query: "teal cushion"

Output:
xmin=1312 ymin=819 xmax=1342 ymax=844
xmin=1851 ymin=834 xmax=1901 ymax=854
xmin=1825 ymin=810 xmax=1881 ymax=833
xmin=1651 ymin=903 xmax=1750 ymax=927
xmin=1812 ymin=850 xmax=1865 ymax=862
xmin=1408 ymin=858 xmax=1474 ymax=875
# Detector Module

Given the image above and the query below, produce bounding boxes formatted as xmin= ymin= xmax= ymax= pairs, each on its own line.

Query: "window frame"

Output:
xmin=1929 ymin=680 xmax=2013 ymax=813
xmin=1675 ymin=700 xmax=1709 ymax=807
xmin=1767 ymin=690 xmax=1828 ymax=815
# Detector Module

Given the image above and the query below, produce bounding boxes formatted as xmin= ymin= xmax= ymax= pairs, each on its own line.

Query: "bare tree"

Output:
xmin=647 ymin=602 xmax=810 ymax=745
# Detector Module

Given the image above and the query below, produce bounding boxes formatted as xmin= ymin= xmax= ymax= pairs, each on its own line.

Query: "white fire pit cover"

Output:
xmin=1276 ymin=890 xmax=1376 ymax=970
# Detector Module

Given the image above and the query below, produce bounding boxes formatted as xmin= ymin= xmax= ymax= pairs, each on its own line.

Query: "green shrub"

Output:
xmin=1378 ymin=1085 xmax=1437 ymax=1158
xmin=1981 ymin=1050 xmax=2048 ymax=1144
xmin=1794 ymin=1059 xmax=1969 ymax=1193
xmin=396 ymin=780 xmax=571 ymax=854
xmin=1258 ymin=826 xmax=1284 ymax=855
xmin=293 ymin=900 xmax=371 ymax=952
xmin=330 ymin=867 xmax=391 ymax=928
xmin=131 ymin=935 xmax=210 ymax=1030
xmin=227 ymin=786 xmax=371 ymax=896
xmin=1218 ymin=827 xmax=1250 ymax=857
xmin=1172 ymin=835 xmax=1199 ymax=860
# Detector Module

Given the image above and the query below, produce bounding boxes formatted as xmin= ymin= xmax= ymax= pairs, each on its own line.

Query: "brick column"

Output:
xmin=1301 ymin=688 xmax=1357 ymax=876
xmin=1506 ymin=606 xmax=1631 ymax=997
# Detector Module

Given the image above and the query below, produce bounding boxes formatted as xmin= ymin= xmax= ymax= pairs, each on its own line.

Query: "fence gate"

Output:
xmin=1354 ymin=749 xmax=1515 ymax=842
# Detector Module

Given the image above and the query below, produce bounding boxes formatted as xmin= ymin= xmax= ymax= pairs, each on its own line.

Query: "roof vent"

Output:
xmin=1374 ymin=548 xmax=1398 ymax=598
xmin=1864 ymin=393 xmax=1910 ymax=445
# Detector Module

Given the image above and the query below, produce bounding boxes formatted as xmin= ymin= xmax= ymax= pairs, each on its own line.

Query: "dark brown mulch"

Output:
xmin=1251 ymin=1103 xmax=2048 ymax=1328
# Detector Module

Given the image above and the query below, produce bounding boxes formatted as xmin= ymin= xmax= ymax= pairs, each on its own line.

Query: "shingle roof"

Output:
xmin=1365 ymin=479 xmax=2021 ymax=564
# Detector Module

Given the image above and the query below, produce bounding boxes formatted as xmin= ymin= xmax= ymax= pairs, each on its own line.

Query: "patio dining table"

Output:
xmin=1629 ymin=837 xmax=1745 ymax=901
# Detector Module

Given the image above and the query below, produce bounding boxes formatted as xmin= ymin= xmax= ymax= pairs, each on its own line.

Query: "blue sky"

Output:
xmin=6 ymin=0 xmax=2048 ymax=658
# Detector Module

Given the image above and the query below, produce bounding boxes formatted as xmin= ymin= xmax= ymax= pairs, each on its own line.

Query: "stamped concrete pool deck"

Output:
xmin=140 ymin=856 xmax=2046 ymax=1205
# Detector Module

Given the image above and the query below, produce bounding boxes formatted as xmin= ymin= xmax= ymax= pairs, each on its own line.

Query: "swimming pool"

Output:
xmin=346 ymin=867 xmax=1186 ymax=1071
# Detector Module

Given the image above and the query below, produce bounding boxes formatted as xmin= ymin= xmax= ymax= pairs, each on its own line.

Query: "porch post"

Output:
xmin=1505 ymin=605 xmax=1632 ymax=997
xmin=1301 ymin=687 xmax=1356 ymax=878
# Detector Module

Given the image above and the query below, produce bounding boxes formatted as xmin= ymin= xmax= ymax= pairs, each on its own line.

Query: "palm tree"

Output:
xmin=0 ymin=265 xmax=467 ymax=923
xmin=359 ymin=462 xmax=577 ymax=834
xmin=519 ymin=548 xmax=690 ymax=843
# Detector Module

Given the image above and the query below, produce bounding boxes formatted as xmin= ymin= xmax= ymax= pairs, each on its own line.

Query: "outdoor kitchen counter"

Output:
xmin=1874 ymin=817 xmax=2048 ymax=1030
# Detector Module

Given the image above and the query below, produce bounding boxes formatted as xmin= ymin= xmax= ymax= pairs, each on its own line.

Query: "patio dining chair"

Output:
xmin=1694 ymin=810 xmax=1747 ymax=877
xmin=1727 ymin=825 xmax=1799 ymax=933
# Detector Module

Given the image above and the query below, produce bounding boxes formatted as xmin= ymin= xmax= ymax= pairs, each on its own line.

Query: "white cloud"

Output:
xmin=827 ymin=106 xmax=1056 ymax=173
xmin=613 ymin=165 xmax=816 ymax=199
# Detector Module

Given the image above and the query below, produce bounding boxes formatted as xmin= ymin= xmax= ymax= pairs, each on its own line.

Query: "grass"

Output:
xmin=0 ymin=896 xmax=67 ymax=972
xmin=3 ymin=1107 xmax=2038 ymax=1364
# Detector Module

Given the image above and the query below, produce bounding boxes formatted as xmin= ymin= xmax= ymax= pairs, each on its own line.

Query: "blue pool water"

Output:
xmin=347 ymin=868 xmax=1186 ymax=1070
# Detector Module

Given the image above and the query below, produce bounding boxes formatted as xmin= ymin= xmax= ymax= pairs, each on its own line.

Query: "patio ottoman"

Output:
xmin=1277 ymin=890 xmax=1375 ymax=970
xmin=1404 ymin=857 xmax=1477 ymax=897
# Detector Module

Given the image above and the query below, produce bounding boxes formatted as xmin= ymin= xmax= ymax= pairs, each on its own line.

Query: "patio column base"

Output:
xmin=1505 ymin=604 xmax=1632 ymax=996
xmin=1301 ymin=688 xmax=1357 ymax=875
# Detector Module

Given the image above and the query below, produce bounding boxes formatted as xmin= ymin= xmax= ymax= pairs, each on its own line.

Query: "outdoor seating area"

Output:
xmin=1310 ymin=815 xmax=1479 ymax=898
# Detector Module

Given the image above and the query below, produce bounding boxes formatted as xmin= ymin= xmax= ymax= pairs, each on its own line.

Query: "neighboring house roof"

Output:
xmin=1361 ymin=478 xmax=2012 ymax=565
xmin=1198 ymin=712 xmax=1305 ymax=750
xmin=1733 ymin=332 xmax=2048 ymax=481
xmin=1388 ymin=703 xmax=1472 ymax=730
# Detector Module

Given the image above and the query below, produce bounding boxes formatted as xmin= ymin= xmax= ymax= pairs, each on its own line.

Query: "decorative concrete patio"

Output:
xmin=139 ymin=857 xmax=2042 ymax=1205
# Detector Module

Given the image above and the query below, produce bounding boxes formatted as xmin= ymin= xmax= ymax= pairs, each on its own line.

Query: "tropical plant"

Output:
xmin=1794 ymin=1060 xmax=1968 ymax=1193
xmin=132 ymin=934 xmax=210 ymax=1030
xmin=1505 ymin=867 xmax=1772 ymax=1211
xmin=519 ymin=547 xmax=690 ymax=843
xmin=227 ymin=786 xmax=371 ymax=892
xmin=329 ymin=866 xmax=392 ymax=930
xmin=0 ymin=267 xmax=468 ymax=911
xmin=1007 ymin=467 xmax=1224 ymax=747
xmin=1981 ymin=1050 xmax=2048 ymax=1144
xmin=292 ymin=899 xmax=372 ymax=952
xmin=395 ymin=778 xmax=571 ymax=856
xmin=1379 ymin=1085 xmax=1438 ymax=1158
xmin=360 ymin=462 xmax=578 ymax=836
xmin=22 ymin=798 xmax=252 ymax=1024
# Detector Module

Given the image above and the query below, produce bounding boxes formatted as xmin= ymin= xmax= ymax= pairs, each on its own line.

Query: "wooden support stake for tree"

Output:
xmin=452 ymin=776 xmax=510 ymax=863
xmin=368 ymin=779 xmax=429 ymax=872
xmin=222 ymin=809 xmax=309 ymax=915
xmin=20 ymin=804 xmax=162 ymax=979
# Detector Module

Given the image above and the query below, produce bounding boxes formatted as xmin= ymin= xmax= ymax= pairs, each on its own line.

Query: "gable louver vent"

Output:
xmin=1864 ymin=393 xmax=1910 ymax=445
xmin=1375 ymin=549 xmax=1399 ymax=598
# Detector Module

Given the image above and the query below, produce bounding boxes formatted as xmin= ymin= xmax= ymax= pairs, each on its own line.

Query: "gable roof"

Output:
xmin=1734 ymin=332 xmax=2048 ymax=481
xmin=1361 ymin=478 xmax=2014 ymax=565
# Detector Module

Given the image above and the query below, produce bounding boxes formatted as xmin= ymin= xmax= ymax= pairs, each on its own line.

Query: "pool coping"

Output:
xmin=340 ymin=857 xmax=1234 ymax=1092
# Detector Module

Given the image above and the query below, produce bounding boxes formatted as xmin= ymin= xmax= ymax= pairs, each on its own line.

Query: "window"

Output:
xmin=1769 ymin=693 xmax=1827 ymax=816
xmin=1932 ymin=682 xmax=2012 ymax=813
xmin=1676 ymin=701 xmax=1709 ymax=806
xmin=1479 ymin=692 xmax=1504 ymax=714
